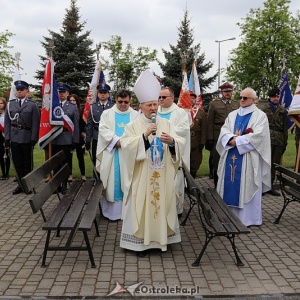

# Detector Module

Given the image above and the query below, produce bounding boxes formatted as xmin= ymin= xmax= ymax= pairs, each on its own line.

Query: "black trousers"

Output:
xmin=70 ymin=143 xmax=85 ymax=176
xmin=0 ymin=142 xmax=10 ymax=178
xmin=52 ymin=144 xmax=72 ymax=174
xmin=11 ymin=142 xmax=33 ymax=183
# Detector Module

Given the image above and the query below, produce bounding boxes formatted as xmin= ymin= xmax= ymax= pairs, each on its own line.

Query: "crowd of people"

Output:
xmin=1 ymin=71 xmax=299 ymax=256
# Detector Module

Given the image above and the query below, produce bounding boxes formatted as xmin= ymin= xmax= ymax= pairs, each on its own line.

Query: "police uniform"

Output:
xmin=206 ymin=82 xmax=239 ymax=186
xmin=261 ymin=87 xmax=288 ymax=194
xmin=4 ymin=80 xmax=40 ymax=194
xmin=85 ymin=83 xmax=114 ymax=168
xmin=51 ymin=84 xmax=79 ymax=193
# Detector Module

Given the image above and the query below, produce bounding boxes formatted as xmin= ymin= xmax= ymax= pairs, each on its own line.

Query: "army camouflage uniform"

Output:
xmin=206 ymin=98 xmax=239 ymax=185
xmin=190 ymin=108 xmax=207 ymax=178
xmin=261 ymin=102 xmax=288 ymax=183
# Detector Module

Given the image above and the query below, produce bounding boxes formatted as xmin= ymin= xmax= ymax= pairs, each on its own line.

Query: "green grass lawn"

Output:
xmin=5 ymin=133 xmax=299 ymax=179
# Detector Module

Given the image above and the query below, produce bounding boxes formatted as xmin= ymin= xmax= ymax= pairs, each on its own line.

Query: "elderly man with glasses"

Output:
xmin=4 ymin=80 xmax=40 ymax=195
xmin=216 ymin=87 xmax=271 ymax=227
xmin=157 ymin=87 xmax=190 ymax=216
xmin=206 ymin=82 xmax=240 ymax=188
xmin=96 ymin=89 xmax=138 ymax=221
xmin=261 ymin=87 xmax=288 ymax=196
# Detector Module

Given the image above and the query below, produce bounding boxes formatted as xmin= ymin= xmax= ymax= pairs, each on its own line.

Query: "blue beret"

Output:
xmin=57 ymin=83 xmax=71 ymax=91
xmin=14 ymin=80 xmax=29 ymax=89
xmin=97 ymin=83 xmax=111 ymax=92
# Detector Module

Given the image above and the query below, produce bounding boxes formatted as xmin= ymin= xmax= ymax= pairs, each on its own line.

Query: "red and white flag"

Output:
xmin=38 ymin=59 xmax=63 ymax=149
xmin=178 ymin=70 xmax=192 ymax=125
xmin=82 ymin=60 xmax=101 ymax=123
xmin=288 ymin=77 xmax=300 ymax=127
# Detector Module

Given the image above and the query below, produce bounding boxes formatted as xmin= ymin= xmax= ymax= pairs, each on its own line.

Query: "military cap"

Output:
xmin=57 ymin=83 xmax=71 ymax=91
xmin=268 ymin=87 xmax=280 ymax=97
xmin=189 ymin=90 xmax=197 ymax=98
xmin=14 ymin=80 xmax=29 ymax=89
xmin=97 ymin=82 xmax=111 ymax=92
xmin=219 ymin=82 xmax=233 ymax=91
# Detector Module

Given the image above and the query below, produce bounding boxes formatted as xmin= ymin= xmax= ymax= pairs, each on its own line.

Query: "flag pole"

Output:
xmin=296 ymin=125 xmax=300 ymax=173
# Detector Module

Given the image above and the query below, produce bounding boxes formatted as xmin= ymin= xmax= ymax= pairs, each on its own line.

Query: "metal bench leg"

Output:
xmin=94 ymin=219 xmax=100 ymax=237
xmin=228 ymin=234 xmax=244 ymax=267
xmin=274 ymin=198 xmax=290 ymax=224
xmin=42 ymin=230 xmax=51 ymax=267
xmin=83 ymin=231 xmax=96 ymax=268
xmin=192 ymin=235 xmax=213 ymax=267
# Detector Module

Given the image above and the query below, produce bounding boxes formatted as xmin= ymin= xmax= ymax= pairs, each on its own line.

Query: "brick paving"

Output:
xmin=0 ymin=176 xmax=300 ymax=299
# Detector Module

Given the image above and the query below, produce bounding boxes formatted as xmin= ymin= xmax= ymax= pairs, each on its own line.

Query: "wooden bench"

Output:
xmin=181 ymin=163 xmax=250 ymax=267
xmin=274 ymin=163 xmax=300 ymax=224
xmin=21 ymin=150 xmax=103 ymax=268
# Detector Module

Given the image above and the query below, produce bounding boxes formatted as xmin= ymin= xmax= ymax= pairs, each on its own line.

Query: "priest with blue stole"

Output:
xmin=216 ymin=87 xmax=271 ymax=226
xmin=119 ymin=70 xmax=185 ymax=255
xmin=96 ymin=89 xmax=139 ymax=220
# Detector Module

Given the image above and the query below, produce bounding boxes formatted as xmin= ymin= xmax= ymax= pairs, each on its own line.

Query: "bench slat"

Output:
xmin=29 ymin=164 xmax=70 ymax=214
xmin=42 ymin=181 xmax=82 ymax=230
xmin=60 ymin=180 xmax=95 ymax=230
xmin=79 ymin=181 xmax=103 ymax=231
xmin=208 ymin=188 xmax=250 ymax=234
xmin=22 ymin=151 xmax=65 ymax=193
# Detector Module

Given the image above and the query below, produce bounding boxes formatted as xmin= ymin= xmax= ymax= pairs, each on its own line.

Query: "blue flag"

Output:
xmin=278 ymin=69 xmax=294 ymax=129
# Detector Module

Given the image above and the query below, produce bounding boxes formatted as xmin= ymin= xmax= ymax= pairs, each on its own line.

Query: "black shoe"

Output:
xmin=13 ymin=178 xmax=18 ymax=182
xmin=137 ymin=251 xmax=147 ymax=257
xmin=267 ymin=189 xmax=281 ymax=196
xmin=12 ymin=186 xmax=23 ymax=195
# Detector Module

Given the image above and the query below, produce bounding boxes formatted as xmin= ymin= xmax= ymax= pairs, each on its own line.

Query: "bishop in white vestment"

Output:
xmin=119 ymin=70 xmax=185 ymax=253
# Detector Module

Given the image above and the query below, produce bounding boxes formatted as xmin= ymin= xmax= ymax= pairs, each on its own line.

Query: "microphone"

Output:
xmin=151 ymin=113 xmax=156 ymax=135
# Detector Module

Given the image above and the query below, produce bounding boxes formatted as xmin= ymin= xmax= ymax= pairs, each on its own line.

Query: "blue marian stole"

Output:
xmin=223 ymin=112 xmax=252 ymax=207
xmin=158 ymin=112 xmax=171 ymax=120
xmin=114 ymin=112 xmax=130 ymax=201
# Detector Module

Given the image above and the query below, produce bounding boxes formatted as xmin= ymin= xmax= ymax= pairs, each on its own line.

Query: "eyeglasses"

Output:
xmin=239 ymin=96 xmax=253 ymax=100
xmin=158 ymin=96 xmax=171 ymax=100
xmin=58 ymin=90 xmax=67 ymax=93
xmin=117 ymin=100 xmax=130 ymax=104
xmin=16 ymin=88 xmax=25 ymax=91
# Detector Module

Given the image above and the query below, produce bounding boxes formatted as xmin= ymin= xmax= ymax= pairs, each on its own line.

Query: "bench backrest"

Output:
xmin=274 ymin=164 xmax=300 ymax=197
xmin=21 ymin=151 xmax=70 ymax=214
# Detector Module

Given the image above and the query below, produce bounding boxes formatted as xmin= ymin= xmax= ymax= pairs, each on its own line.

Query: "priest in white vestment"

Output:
xmin=216 ymin=87 xmax=271 ymax=226
xmin=119 ymin=70 xmax=185 ymax=254
xmin=157 ymin=87 xmax=190 ymax=215
xmin=96 ymin=89 xmax=139 ymax=220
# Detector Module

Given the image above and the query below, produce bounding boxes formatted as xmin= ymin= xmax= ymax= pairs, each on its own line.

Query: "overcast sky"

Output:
xmin=1 ymin=0 xmax=300 ymax=92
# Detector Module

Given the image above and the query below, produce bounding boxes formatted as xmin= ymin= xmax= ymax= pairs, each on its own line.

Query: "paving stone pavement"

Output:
xmin=1 ymin=176 xmax=300 ymax=299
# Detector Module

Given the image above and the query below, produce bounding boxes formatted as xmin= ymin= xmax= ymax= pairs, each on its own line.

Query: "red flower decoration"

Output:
xmin=243 ymin=128 xmax=253 ymax=135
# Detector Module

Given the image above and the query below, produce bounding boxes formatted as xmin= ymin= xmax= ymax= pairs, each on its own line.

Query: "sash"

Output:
xmin=223 ymin=112 xmax=252 ymax=207
xmin=114 ymin=112 xmax=130 ymax=201
xmin=158 ymin=112 xmax=171 ymax=120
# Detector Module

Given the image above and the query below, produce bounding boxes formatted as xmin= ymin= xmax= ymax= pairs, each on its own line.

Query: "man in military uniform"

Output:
xmin=206 ymin=82 xmax=239 ymax=187
xmin=4 ymin=80 xmax=40 ymax=195
xmin=51 ymin=83 xmax=79 ymax=194
xmin=85 ymin=82 xmax=114 ymax=176
xmin=189 ymin=91 xmax=207 ymax=178
xmin=261 ymin=87 xmax=288 ymax=196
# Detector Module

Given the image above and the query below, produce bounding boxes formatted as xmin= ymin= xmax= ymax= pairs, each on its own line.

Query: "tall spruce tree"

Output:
xmin=35 ymin=0 xmax=95 ymax=99
xmin=158 ymin=9 xmax=217 ymax=109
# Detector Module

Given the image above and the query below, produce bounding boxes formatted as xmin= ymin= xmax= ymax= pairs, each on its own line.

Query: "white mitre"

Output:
xmin=133 ymin=70 xmax=161 ymax=103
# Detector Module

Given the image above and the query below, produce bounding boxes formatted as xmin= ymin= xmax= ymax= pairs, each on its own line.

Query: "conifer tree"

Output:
xmin=158 ymin=9 xmax=217 ymax=109
xmin=35 ymin=0 xmax=95 ymax=99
